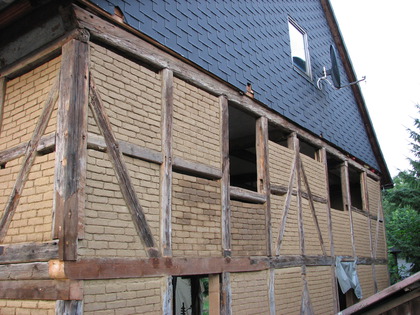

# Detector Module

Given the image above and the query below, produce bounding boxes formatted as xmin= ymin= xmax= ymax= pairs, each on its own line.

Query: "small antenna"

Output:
xmin=317 ymin=45 xmax=366 ymax=90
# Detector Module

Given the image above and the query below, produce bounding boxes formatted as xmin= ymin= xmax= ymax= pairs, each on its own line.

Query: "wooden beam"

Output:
xmin=220 ymin=95 xmax=231 ymax=257
xmin=162 ymin=276 xmax=173 ymax=315
xmin=72 ymin=4 xmax=383 ymax=185
xmin=209 ymin=274 xmax=221 ymax=315
xmin=0 ymin=133 xmax=56 ymax=165
xmin=54 ymin=39 xmax=89 ymax=260
xmin=256 ymin=116 xmax=271 ymax=256
xmin=0 ymin=74 xmax=59 ymax=242
xmin=229 ymin=186 xmax=266 ymax=204
xmin=269 ymin=269 xmax=276 ymax=315
xmin=0 ymin=262 xmax=50 ymax=280
xmin=220 ymin=272 xmax=231 ymax=315
xmin=341 ymin=161 xmax=357 ymax=258
xmin=56 ymin=301 xmax=83 ymax=315
xmin=88 ymin=77 xmax=159 ymax=257
xmin=0 ymin=77 xmax=6 ymax=136
xmin=161 ymin=68 xmax=173 ymax=257
xmin=271 ymin=185 xmax=328 ymax=204
xmin=0 ymin=279 xmax=82 ymax=300
xmin=0 ymin=241 xmax=58 ymax=264
xmin=172 ymin=157 xmax=222 ymax=180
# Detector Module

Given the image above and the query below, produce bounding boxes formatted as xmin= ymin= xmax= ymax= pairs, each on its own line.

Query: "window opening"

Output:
xmin=299 ymin=139 xmax=317 ymax=159
xmin=172 ymin=275 xmax=210 ymax=315
xmin=348 ymin=166 xmax=363 ymax=210
xmin=268 ymin=123 xmax=289 ymax=148
xmin=229 ymin=105 xmax=257 ymax=191
xmin=327 ymin=155 xmax=344 ymax=210
xmin=288 ymin=17 xmax=312 ymax=78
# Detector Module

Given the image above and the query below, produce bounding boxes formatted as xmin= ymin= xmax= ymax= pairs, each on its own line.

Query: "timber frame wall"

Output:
xmin=0 ymin=2 xmax=389 ymax=314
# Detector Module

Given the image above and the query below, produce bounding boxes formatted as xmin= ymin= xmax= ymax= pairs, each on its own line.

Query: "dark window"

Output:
xmin=327 ymin=155 xmax=344 ymax=210
xmin=348 ymin=166 xmax=363 ymax=210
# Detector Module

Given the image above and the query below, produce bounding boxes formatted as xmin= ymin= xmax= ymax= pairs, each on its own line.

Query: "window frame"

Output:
xmin=288 ymin=17 xmax=312 ymax=80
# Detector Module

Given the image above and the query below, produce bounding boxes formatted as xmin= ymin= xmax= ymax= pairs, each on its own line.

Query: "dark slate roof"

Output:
xmin=92 ymin=0 xmax=380 ymax=171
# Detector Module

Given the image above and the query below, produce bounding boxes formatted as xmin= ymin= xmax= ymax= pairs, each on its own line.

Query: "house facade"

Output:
xmin=0 ymin=0 xmax=391 ymax=314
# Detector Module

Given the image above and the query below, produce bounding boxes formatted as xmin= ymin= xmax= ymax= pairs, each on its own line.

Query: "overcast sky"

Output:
xmin=329 ymin=0 xmax=420 ymax=177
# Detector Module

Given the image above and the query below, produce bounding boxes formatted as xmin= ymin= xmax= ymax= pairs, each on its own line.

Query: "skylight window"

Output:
xmin=288 ymin=18 xmax=312 ymax=79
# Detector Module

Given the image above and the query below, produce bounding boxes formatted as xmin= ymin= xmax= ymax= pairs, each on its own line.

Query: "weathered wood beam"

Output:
xmin=271 ymin=184 xmax=328 ymax=204
xmin=220 ymin=95 xmax=231 ymax=257
xmin=56 ymin=301 xmax=83 ymax=315
xmin=54 ymin=39 xmax=89 ymax=260
xmin=0 ymin=74 xmax=59 ymax=242
xmin=0 ymin=241 xmax=58 ymax=264
xmin=72 ymin=4 xmax=383 ymax=185
xmin=162 ymin=276 xmax=173 ymax=315
xmin=351 ymin=205 xmax=378 ymax=221
xmin=341 ymin=161 xmax=357 ymax=258
xmin=0 ymin=133 xmax=56 ymax=165
xmin=172 ymin=157 xmax=222 ymax=180
xmin=256 ymin=116 xmax=271 ymax=256
xmin=0 ymin=77 xmax=6 ymax=135
xmin=161 ymin=68 xmax=173 ymax=257
xmin=89 ymin=77 xmax=159 ymax=258
xmin=229 ymin=186 xmax=266 ymax=204
xmin=220 ymin=272 xmax=232 ymax=315
xmin=209 ymin=274 xmax=221 ymax=315
xmin=0 ymin=279 xmax=82 ymax=300
xmin=0 ymin=262 xmax=50 ymax=280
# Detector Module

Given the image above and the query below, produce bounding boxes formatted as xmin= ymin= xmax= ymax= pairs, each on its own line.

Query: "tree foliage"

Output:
xmin=383 ymin=105 xmax=420 ymax=282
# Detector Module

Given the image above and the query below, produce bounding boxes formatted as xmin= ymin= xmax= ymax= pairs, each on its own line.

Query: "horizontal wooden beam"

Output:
xmin=0 ymin=241 xmax=58 ymax=264
xmin=351 ymin=205 xmax=380 ymax=222
xmin=0 ymin=279 xmax=82 ymax=300
xmin=230 ymin=186 xmax=267 ymax=204
xmin=0 ymin=133 xmax=55 ymax=165
xmin=271 ymin=184 xmax=328 ymax=204
xmin=172 ymin=156 xmax=222 ymax=180
xmin=0 ymin=262 xmax=50 ymax=280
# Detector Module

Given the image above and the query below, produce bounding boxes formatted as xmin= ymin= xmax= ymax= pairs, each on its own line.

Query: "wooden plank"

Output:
xmin=256 ymin=116 xmax=271 ymax=256
xmin=229 ymin=186 xmax=266 ymax=204
xmin=320 ymin=148 xmax=339 ymax=314
xmin=72 ymin=4 xmax=383 ymax=185
xmin=0 ymin=74 xmax=59 ymax=242
xmin=162 ymin=276 xmax=173 ymax=315
xmin=269 ymin=269 xmax=276 ymax=315
xmin=172 ymin=156 xmax=222 ymax=180
xmin=0 ymin=279 xmax=82 ymax=300
xmin=54 ymin=39 xmax=89 ymax=260
xmin=209 ymin=274 xmax=221 ymax=315
xmin=87 ymin=132 xmax=163 ymax=164
xmin=295 ymin=139 xmax=305 ymax=257
xmin=341 ymin=161 xmax=357 ymax=258
xmin=56 ymin=301 xmax=83 ymax=315
xmin=0 ymin=133 xmax=56 ymax=165
xmin=0 ymin=77 xmax=6 ymax=135
xmin=0 ymin=241 xmax=58 ymax=264
xmin=220 ymin=272 xmax=231 ymax=315
xmin=300 ymin=158 xmax=326 ymax=255
xmin=220 ymin=95 xmax=231 ymax=257
xmin=271 ymin=185 xmax=328 ymax=204
xmin=276 ymin=133 xmax=298 ymax=255
xmin=0 ymin=262 xmax=50 ymax=280
xmin=88 ymin=77 xmax=159 ymax=257
xmin=161 ymin=68 xmax=173 ymax=257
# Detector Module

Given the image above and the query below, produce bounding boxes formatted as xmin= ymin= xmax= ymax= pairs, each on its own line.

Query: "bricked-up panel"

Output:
xmin=376 ymin=264 xmax=389 ymax=291
xmin=300 ymin=153 xmax=327 ymax=198
xmin=353 ymin=212 xmax=371 ymax=258
xmin=0 ymin=57 xmax=60 ymax=151
xmin=83 ymin=277 xmax=162 ymax=314
xmin=274 ymin=267 xmax=302 ymax=314
xmin=0 ymin=153 xmax=55 ymax=243
xmin=372 ymin=221 xmax=387 ymax=259
xmin=230 ymin=271 xmax=270 ymax=314
xmin=0 ymin=300 xmax=55 ymax=314
xmin=358 ymin=265 xmax=374 ymax=300
xmin=367 ymin=177 xmax=381 ymax=218
xmin=173 ymin=77 xmax=221 ymax=169
xmin=269 ymin=141 xmax=294 ymax=189
xmin=89 ymin=43 xmax=162 ymax=152
xmin=78 ymin=150 xmax=160 ymax=258
xmin=271 ymin=195 xmax=331 ymax=256
xmin=331 ymin=210 xmax=353 ymax=256
xmin=306 ymin=266 xmax=335 ymax=314
xmin=172 ymin=172 xmax=221 ymax=257
xmin=231 ymin=200 xmax=266 ymax=256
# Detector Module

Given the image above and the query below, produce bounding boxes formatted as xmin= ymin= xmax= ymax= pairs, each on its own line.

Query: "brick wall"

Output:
xmin=306 ymin=266 xmax=335 ymax=314
xmin=0 ymin=300 xmax=55 ymax=314
xmin=171 ymin=172 xmax=221 ymax=257
xmin=353 ymin=212 xmax=372 ymax=258
xmin=358 ymin=265 xmax=375 ymax=299
xmin=372 ymin=221 xmax=387 ymax=259
xmin=78 ymin=150 xmax=160 ymax=258
xmin=0 ymin=57 xmax=60 ymax=151
xmin=269 ymin=141 xmax=294 ymax=189
xmin=231 ymin=200 xmax=267 ymax=256
xmin=89 ymin=43 xmax=162 ymax=152
xmin=300 ymin=154 xmax=327 ymax=198
xmin=274 ymin=267 xmax=302 ymax=314
xmin=230 ymin=271 xmax=270 ymax=314
xmin=331 ymin=210 xmax=353 ymax=256
xmin=367 ymin=177 xmax=381 ymax=218
xmin=375 ymin=264 xmax=389 ymax=291
xmin=173 ymin=77 xmax=221 ymax=169
xmin=83 ymin=277 xmax=163 ymax=314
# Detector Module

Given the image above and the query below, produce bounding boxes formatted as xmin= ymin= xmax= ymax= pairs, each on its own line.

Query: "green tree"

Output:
xmin=383 ymin=104 xmax=420 ymax=283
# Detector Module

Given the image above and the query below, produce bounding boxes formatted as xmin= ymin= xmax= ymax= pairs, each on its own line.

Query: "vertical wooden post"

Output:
xmin=269 ymin=269 xmax=276 ymax=315
xmin=56 ymin=301 xmax=83 ymax=315
xmin=209 ymin=274 xmax=221 ymax=315
xmin=341 ymin=161 xmax=356 ymax=258
xmin=220 ymin=272 xmax=231 ymax=315
xmin=0 ymin=77 xmax=6 ymax=136
xmin=220 ymin=95 xmax=231 ymax=257
xmin=320 ymin=148 xmax=339 ymax=313
xmin=161 ymin=68 xmax=173 ymax=257
xmin=54 ymin=38 xmax=89 ymax=261
xmin=162 ymin=276 xmax=173 ymax=315
xmin=256 ymin=116 xmax=271 ymax=256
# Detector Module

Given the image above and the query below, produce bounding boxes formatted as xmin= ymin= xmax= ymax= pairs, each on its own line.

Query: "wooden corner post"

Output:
xmin=54 ymin=38 xmax=89 ymax=261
